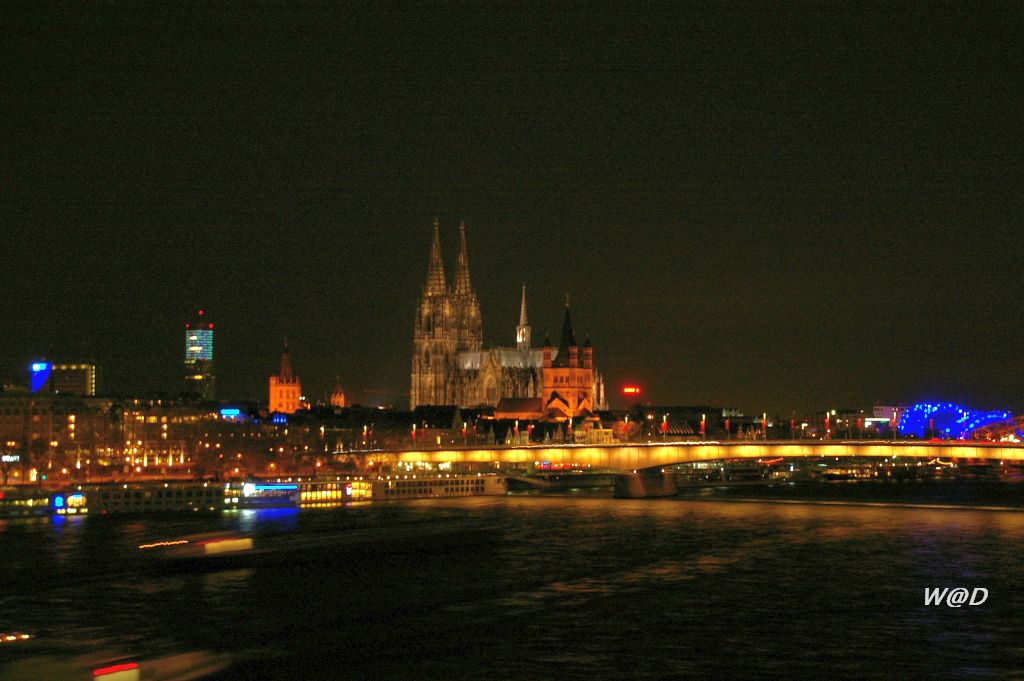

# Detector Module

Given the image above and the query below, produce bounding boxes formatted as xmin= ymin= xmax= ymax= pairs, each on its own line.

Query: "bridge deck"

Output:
xmin=388 ymin=441 xmax=1024 ymax=470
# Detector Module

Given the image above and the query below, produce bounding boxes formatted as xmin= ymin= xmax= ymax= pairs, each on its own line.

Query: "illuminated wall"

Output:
xmin=185 ymin=328 xmax=213 ymax=362
xmin=268 ymin=341 xmax=301 ymax=414
xmin=269 ymin=375 xmax=302 ymax=414
xmin=50 ymin=363 xmax=99 ymax=396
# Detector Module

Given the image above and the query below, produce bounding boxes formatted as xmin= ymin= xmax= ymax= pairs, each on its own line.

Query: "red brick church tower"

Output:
xmin=542 ymin=299 xmax=596 ymax=420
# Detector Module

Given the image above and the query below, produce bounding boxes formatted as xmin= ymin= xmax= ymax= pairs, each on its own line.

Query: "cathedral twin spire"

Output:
xmin=418 ymin=218 xmax=483 ymax=357
xmin=425 ymin=218 xmax=474 ymax=297
xmin=454 ymin=221 xmax=473 ymax=295
xmin=424 ymin=219 xmax=540 ymax=355
xmin=425 ymin=218 xmax=447 ymax=296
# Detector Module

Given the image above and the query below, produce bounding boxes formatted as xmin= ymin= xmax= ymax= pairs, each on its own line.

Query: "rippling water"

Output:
xmin=3 ymin=489 xmax=1024 ymax=679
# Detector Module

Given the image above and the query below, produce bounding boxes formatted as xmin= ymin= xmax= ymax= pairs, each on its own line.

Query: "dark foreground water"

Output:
xmin=3 ymin=484 xmax=1024 ymax=680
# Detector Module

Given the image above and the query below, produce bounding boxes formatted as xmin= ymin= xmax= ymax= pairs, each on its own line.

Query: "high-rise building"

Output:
xmin=269 ymin=340 xmax=302 ymax=414
xmin=184 ymin=309 xmax=215 ymax=400
xmin=50 ymin=363 xmax=100 ymax=396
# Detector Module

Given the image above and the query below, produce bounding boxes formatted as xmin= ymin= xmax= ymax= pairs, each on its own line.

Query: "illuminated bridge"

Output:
xmin=389 ymin=441 xmax=1024 ymax=469
xmin=379 ymin=441 xmax=1024 ymax=497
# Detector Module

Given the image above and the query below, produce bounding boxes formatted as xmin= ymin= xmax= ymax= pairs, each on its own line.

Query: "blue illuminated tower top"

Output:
xmin=184 ymin=309 xmax=215 ymax=400
xmin=29 ymin=361 xmax=52 ymax=393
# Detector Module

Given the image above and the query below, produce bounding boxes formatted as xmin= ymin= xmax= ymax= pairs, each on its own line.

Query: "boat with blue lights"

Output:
xmin=0 ymin=473 xmax=507 ymax=519
xmin=237 ymin=480 xmax=300 ymax=507
xmin=236 ymin=473 xmax=507 ymax=507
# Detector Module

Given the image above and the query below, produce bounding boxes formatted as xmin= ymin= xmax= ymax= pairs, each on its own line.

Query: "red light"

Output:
xmin=198 ymin=309 xmax=204 ymax=316
xmin=93 ymin=662 xmax=139 ymax=677
xmin=622 ymin=386 xmax=641 ymax=395
xmin=208 ymin=323 xmax=214 ymax=329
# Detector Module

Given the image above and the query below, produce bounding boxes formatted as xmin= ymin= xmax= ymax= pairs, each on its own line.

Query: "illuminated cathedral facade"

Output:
xmin=410 ymin=219 xmax=607 ymax=418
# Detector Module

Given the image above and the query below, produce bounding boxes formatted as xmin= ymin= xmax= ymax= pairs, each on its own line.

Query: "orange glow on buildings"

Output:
xmin=268 ymin=340 xmax=302 ymax=414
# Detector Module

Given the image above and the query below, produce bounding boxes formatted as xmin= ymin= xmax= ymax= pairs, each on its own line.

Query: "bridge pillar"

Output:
xmin=612 ymin=470 xmax=678 ymax=498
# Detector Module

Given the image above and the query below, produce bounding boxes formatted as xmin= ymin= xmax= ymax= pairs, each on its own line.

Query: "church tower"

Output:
xmin=410 ymin=219 xmax=459 ymax=408
xmin=516 ymin=284 xmax=531 ymax=352
xmin=542 ymin=300 xmax=595 ymax=419
xmin=269 ymin=339 xmax=302 ymax=414
xmin=452 ymin=221 xmax=483 ymax=353
xmin=330 ymin=376 xmax=346 ymax=408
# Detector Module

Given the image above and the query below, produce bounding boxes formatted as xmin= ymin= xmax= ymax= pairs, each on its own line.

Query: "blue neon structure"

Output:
xmin=897 ymin=402 xmax=1012 ymax=440
xmin=271 ymin=414 xmax=288 ymax=424
xmin=52 ymin=495 xmax=65 ymax=509
xmin=30 ymin=362 xmax=51 ymax=393
xmin=254 ymin=484 xmax=298 ymax=491
xmin=220 ymin=408 xmax=241 ymax=418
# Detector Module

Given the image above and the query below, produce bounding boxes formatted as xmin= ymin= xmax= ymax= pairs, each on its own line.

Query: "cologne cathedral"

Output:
xmin=410 ymin=219 xmax=607 ymax=419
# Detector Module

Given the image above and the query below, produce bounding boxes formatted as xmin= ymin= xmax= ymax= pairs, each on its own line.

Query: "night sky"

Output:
xmin=3 ymin=4 xmax=1022 ymax=415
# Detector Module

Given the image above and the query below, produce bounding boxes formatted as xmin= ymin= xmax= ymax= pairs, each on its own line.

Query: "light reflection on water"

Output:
xmin=1 ymin=495 xmax=1024 ymax=679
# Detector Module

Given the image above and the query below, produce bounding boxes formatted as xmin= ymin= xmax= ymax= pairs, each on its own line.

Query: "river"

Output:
xmin=2 ymin=485 xmax=1023 ymax=679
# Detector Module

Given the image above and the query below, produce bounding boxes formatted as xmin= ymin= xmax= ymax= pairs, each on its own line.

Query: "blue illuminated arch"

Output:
xmin=897 ymin=402 xmax=1012 ymax=440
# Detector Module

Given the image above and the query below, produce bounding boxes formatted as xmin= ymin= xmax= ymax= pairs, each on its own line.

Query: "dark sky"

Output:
xmin=2 ymin=3 xmax=1022 ymax=415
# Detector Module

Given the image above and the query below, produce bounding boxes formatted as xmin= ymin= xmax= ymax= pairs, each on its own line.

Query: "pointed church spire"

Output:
xmin=554 ymin=301 xmax=577 ymax=367
xmin=519 ymin=284 xmax=528 ymax=326
xmin=516 ymin=284 xmax=531 ymax=351
xmin=453 ymin=220 xmax=473 ymax=294
xmin=279 ymin=339 xmax=293 ymax=382
xmin=425 ymin=217 xmax=447 ymax=296
xmin=560 ymin=305 xmax=576 ymax=349
xmin=330 ymin=375 xmax=346 ymax=408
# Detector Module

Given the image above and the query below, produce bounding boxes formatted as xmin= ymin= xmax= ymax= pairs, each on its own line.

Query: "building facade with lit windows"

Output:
xmin=184 ymin=309 xmax=215 ymax=400
xmin=0 ymin=393 xmax=116 ymax=482
xmin=50 ymin=363 xmax=100 ymax=396
xmin=409 ymin=219 xmax=606 ymax=414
